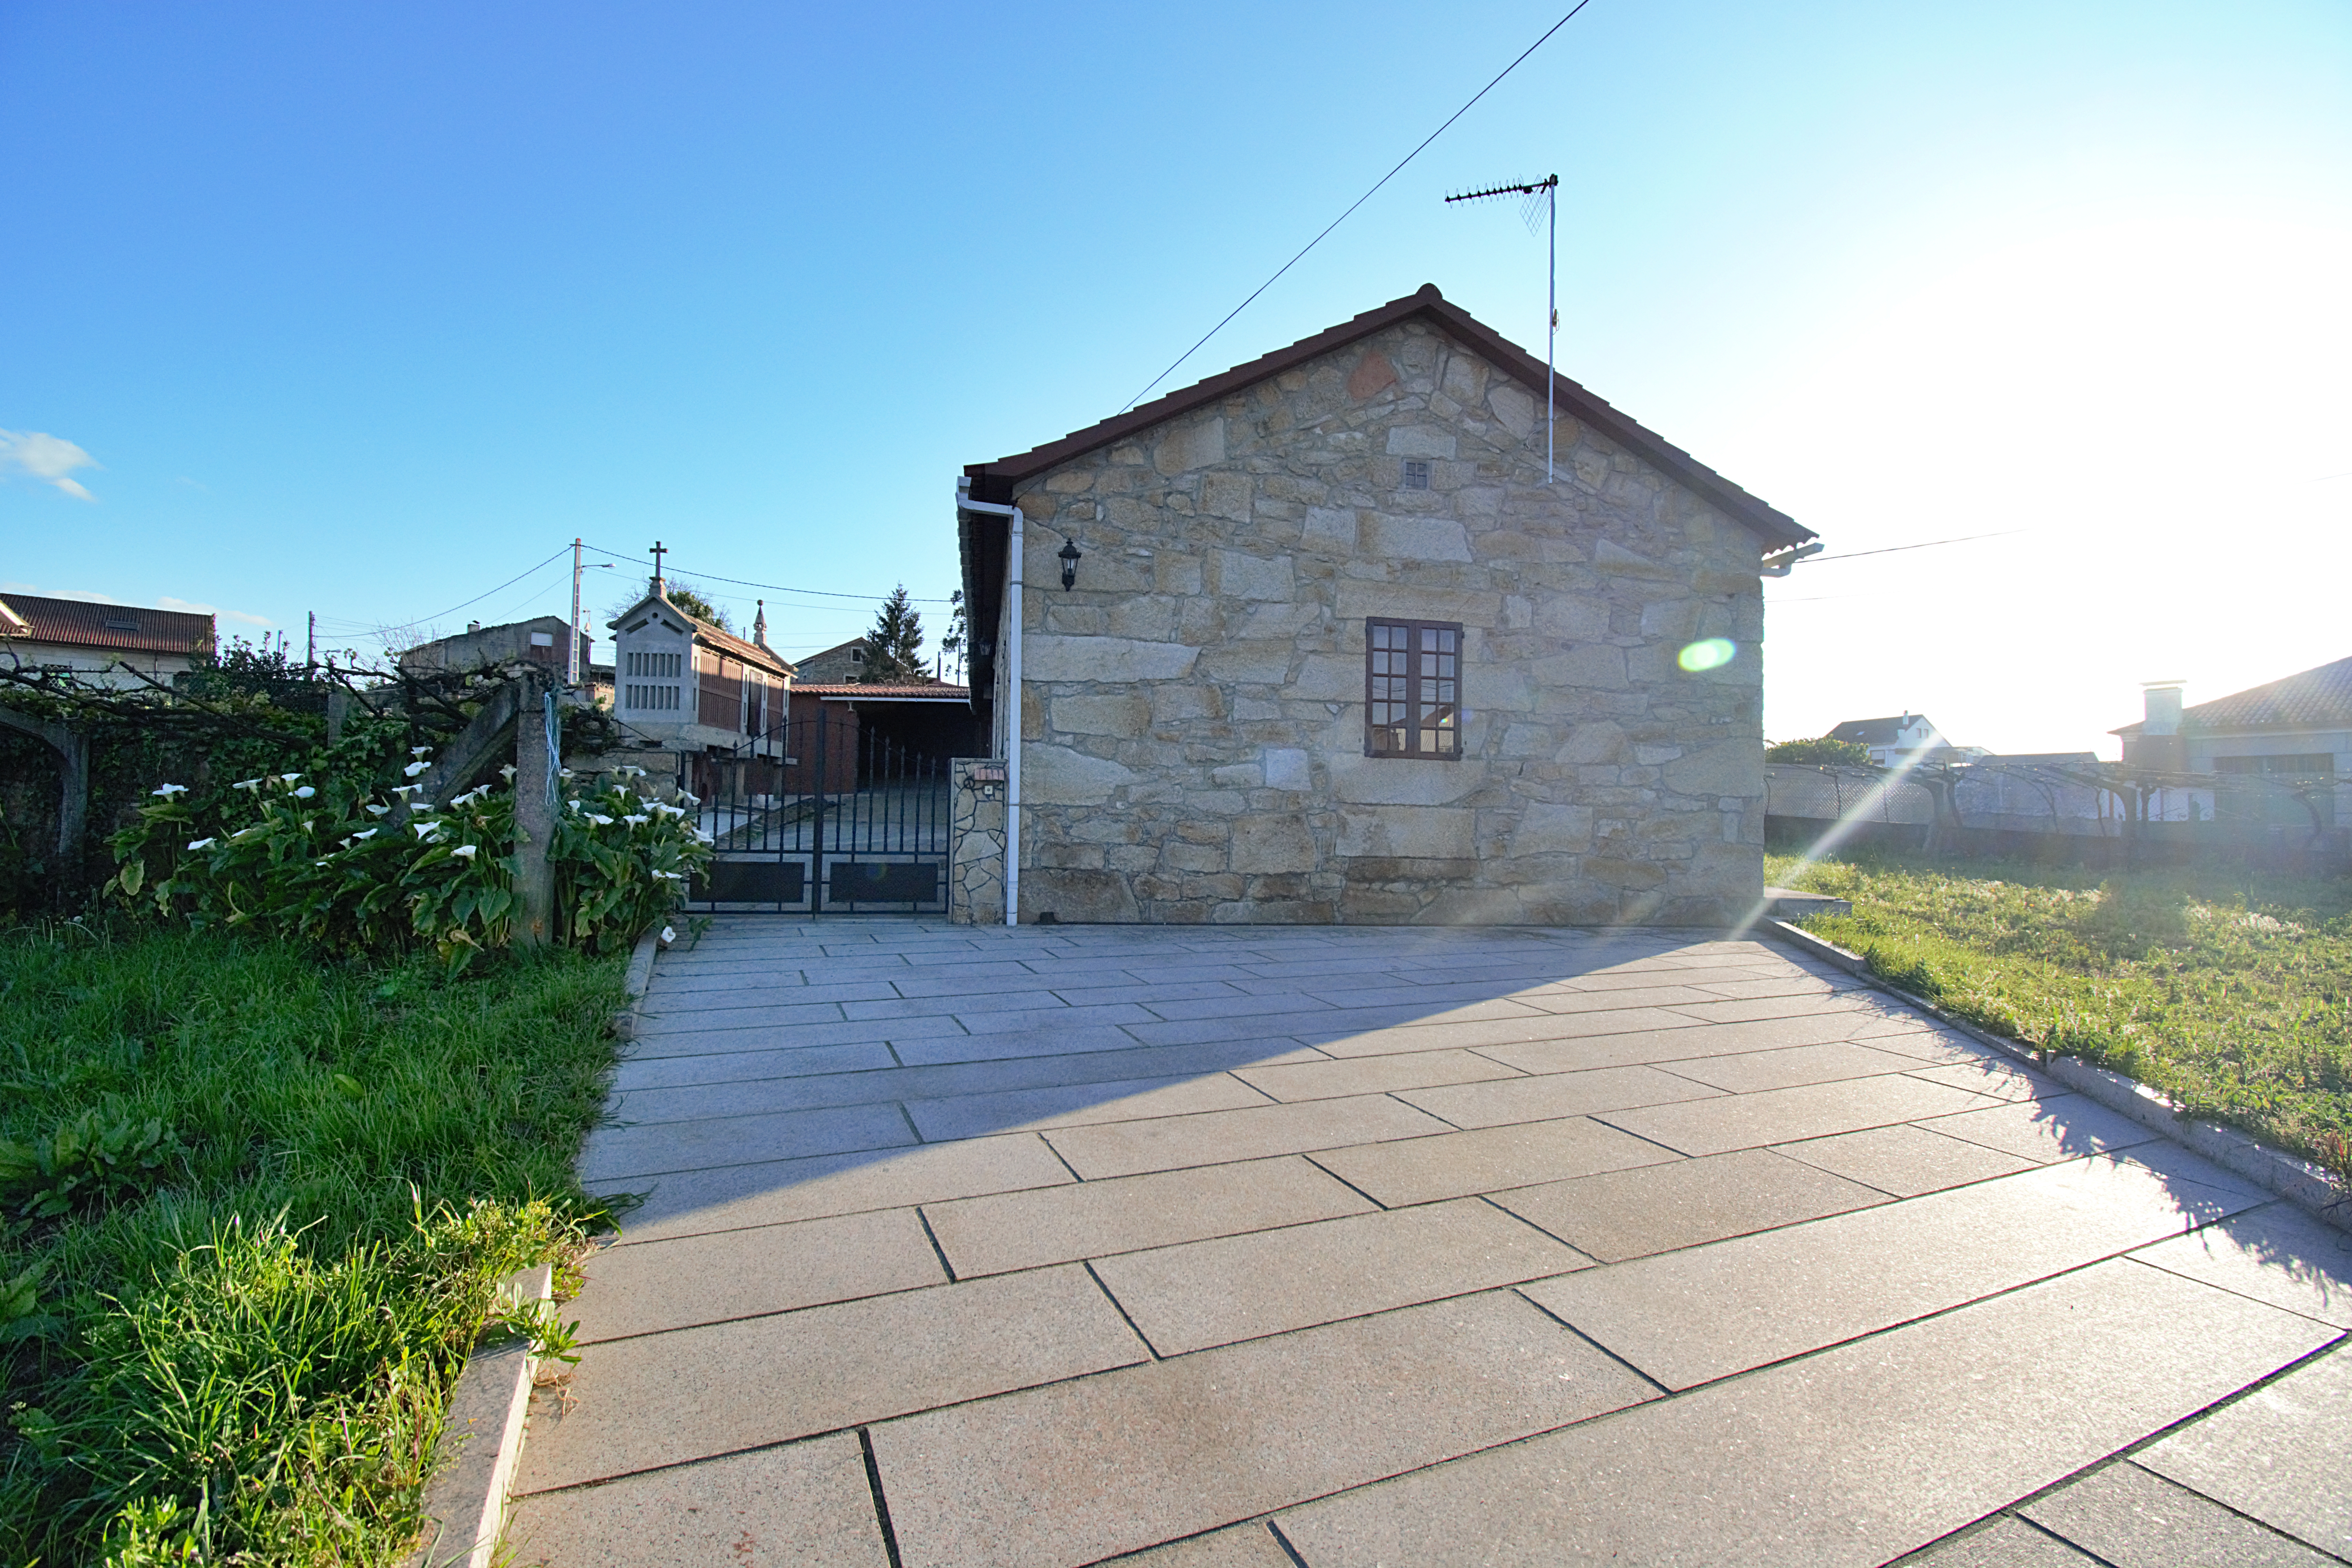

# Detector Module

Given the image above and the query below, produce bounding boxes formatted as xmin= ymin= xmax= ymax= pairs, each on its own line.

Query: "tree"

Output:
xmin=606 ymin=578 xmax=728 ymax=631
xmin=861 ymin=585 xmax=925 ymax=682
xmin=663 ymin=581 xmax=729 ymax=630
xmin=938 ymin=590 xmax=967 ymax=682
xmin=1766 ymin=736 xmax=1872 ymax=766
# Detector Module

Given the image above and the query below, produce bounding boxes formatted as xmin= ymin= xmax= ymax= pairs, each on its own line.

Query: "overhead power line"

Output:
xmin=1118 ymin=0 xmax=1599 ymax=413
xmin=1800 ymin=529 xmax=2026 ymax=564
xmin=581 ymin=542 xmax=956 ymax=604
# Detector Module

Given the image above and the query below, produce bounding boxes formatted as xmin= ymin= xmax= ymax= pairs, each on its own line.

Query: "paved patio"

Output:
xmin=507 ymin=918 xmax=2352 ymax=1567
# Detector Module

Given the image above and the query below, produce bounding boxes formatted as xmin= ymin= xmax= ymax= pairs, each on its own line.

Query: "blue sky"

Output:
xmin=4 ymin=1 xmax=2347 ymax=751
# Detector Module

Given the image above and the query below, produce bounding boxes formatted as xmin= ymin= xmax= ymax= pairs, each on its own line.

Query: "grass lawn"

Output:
xmin=0 ymin=922 xmax=627 ymax=1567
xmin=1769 ymin=848 xmax=2352 ymax=1182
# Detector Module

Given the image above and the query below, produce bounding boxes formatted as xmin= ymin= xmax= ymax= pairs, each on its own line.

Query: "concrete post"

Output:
xmin=514 ymin=673 xmax=559 ymax=947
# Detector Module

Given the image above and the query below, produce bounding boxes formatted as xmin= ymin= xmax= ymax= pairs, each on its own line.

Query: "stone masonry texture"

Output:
xmin=996 ymin=318 xmax=1770 ymax=927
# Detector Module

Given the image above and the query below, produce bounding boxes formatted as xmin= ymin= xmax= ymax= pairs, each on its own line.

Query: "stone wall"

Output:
xmin=1004 ymin=317 xmax=1769 ymax=928
xmin=948 ymin=757 xmax=1007 ymax=924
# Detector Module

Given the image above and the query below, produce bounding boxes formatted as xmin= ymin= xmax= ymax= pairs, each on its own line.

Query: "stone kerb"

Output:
xmin=949 ymin=757 xmax=1008 ymax=925
xmin=1007 ymin=317 xmax=1768 ymax=927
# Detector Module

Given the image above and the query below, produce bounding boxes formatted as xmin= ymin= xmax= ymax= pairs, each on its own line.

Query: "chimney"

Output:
xmin=467 ymin=620 xmax=482 ymax=634
xmin=2131 ymin=681 xmax=2186 ymax=771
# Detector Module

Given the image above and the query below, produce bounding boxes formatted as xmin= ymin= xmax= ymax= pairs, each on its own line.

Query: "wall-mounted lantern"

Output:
xmin=1058 ymin=537 xmax=1083 ymax=591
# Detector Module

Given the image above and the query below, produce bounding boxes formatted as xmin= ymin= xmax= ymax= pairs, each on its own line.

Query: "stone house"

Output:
xmin=398 ymin=615 xmax=592 ymax=682
xmin=953 ymin=284 xmax=1817 ymax=927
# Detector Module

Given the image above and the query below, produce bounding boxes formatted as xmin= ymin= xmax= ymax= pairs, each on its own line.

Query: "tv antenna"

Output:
xmin=1446 ymin=173 xmax=1559 ymax=482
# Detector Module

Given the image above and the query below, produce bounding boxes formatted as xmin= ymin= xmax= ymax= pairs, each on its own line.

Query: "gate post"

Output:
xmin=513 ymin=671 xmax=560 ymax=947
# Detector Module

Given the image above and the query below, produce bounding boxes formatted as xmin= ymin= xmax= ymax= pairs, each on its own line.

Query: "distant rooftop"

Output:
xmin=2113 ymin=655 xmax=2352 ymax=736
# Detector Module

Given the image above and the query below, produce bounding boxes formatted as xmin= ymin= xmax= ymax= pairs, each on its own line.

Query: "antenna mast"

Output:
xmin=1446 ymin=173 xmax=1559 ymax=483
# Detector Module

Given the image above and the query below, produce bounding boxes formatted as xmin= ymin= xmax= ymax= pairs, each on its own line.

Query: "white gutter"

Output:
xmin=958 ymin=483 xmax=1024 ymax=927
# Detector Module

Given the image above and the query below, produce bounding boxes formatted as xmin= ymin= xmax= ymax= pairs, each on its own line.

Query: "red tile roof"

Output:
xmin=964 ymin=283 xmax=1811 ymax=552
xmin=0 ymin=593 xmax=216 ymax=657
xmin=796 ymin=682 xmax=971 ymax=700
xmin=2113 ymin=656 xmax=2352 ymax=736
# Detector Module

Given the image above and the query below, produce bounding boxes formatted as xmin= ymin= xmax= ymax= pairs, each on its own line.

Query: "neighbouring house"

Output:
xmin=398 ymin=615 xmax=593 ymax=682
xmin=793 ymin=637 xmax=872 ymax=683
xmin=2115 ymin=661 xmax=2352 ymax=826
xmin=954 ymin=282 xmax=1816 ymax=927
xmin=1824 ymin=713 xmax=1947 ymax=767
xmin=605 ymin=584 xmax=797 ymax=792
xmin=0 ymin=592 xmax=216 ymax=688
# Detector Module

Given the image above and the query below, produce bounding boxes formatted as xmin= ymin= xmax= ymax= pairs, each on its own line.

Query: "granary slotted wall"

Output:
xmin=1005 ymin=316 xmax=1768 ymax=927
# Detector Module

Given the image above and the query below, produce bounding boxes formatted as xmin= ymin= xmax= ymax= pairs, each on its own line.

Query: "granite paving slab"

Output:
xmin=1088 ymin=1197 xmax=1590 ymax=1354
xmin=2019 ymin=1459 xmax=2343 ymax=1568
xmin=905 ymin=1072 xmax=1273 ymax=1141
xmin=1103 ymin=1523 xmax=1299 ymax=1566
xmin=515 ymin=1265 xmax=1146 ymax=1492
xmin=1899 ymin=1514 xmax=2103 ymax=1566
xmin=1593 ymin=1072 xmax=2001 ymax=1156
xmin=1655 ymin=1039 xmax=1931 ymax=1094
xmin=1921 ymin=1092 xmax=2165 ymax=1163
xmin=868 ymin=1290 xmax=1657 ymax=1568
xmin=1042 ymin=1093 xmax=1452 ymax=1179
xmin=1274 ymin=1259 xmax=2336 ymax=1568
xmin=1772 ymin=1122 xmax=2039 ymax=1198
xmin=1477 ymin=1011 xmax=1958 ymax=1074
xmin=1521 ymin=1149 xmax=2267 ymax=1389
xmin=1229 ymin=1046 xmax=1523 ymax=1102
xmin=1305 ymin=1115 xmax=1679 ymax=1207
xmin=1489 ymin=1147 xmax=1889 ymax=1262
xmin=578 ymin=1101 xmax=916 ymax=1183
xmin=567 ymin=1206 xmax=945 ymax=1343
xmin=1390 ymin=1062 xmax=1721 ymax=1128
xmin=505 ymin=1432 xmax=888 ymax=1567
xmin=2135 ymin=1343 xmax=2352 ymax=1557
xmin=613 ymin=1132 xmax=1074 ymax=1244
xmin=2128 ymin=1202 xmax=2352 ymax=1328
xmin=922 ymin=1156 xmax=1376 ymax=1278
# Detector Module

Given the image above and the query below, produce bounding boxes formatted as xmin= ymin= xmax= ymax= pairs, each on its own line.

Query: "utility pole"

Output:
xmin=569 ymin=537 xmax=584 ymax=686
xmin=305 ymin=611 xmax=316 ymax=671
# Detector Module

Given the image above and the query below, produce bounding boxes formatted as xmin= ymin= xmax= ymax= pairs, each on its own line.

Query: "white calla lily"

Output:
xmin=186 ymin=837 xmax=216 ymax=851
xmin=152 ymin=783 xmax=189 ymax=797
xmin=450 ymin=843 xmax=479 ymax=859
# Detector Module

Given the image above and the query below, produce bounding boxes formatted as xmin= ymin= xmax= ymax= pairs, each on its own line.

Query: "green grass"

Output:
xmin=1768 ymin=848 xmax=2352 ymax=1181
xmin=0 ymin=922 xmax=627 ymax=1567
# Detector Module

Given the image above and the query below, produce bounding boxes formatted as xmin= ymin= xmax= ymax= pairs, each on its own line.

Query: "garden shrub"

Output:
xmin=108 ymin=758 xmax=710 ymax=967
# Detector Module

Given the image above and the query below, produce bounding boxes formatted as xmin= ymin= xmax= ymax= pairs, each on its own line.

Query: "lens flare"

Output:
xmin=1677 ymin=637 xmax=1736 ymax=672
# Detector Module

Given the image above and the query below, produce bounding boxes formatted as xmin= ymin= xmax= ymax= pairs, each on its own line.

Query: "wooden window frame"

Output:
xmin=1365 ymin=617 xmax=1464 ymax=760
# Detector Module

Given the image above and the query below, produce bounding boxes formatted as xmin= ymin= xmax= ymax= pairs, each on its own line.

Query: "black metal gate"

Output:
xmin=681 ymin=712 xmax=951 ymax=915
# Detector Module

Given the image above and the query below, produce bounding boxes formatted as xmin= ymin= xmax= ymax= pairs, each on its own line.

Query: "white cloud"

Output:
xmin=157 ymin=594 xmax=272 ymax=628
xmin=0 ymin=429 xmax=100 ymax=501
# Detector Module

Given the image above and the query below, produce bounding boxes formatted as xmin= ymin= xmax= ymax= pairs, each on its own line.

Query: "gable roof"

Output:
xmin=1826 ymin=715 xmax=1938 ymax=746
xmin=0 ymin=593 xmax=216 ymax=657
xmin=964 ymin=283 xmax=1811 ymax=553
xmin=605 ymin=589 xmax=795 ymax=681
xmin=2112 ymin=655 xmax=2352 ymax=737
